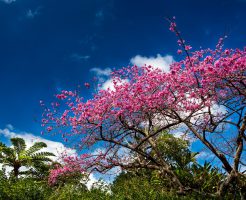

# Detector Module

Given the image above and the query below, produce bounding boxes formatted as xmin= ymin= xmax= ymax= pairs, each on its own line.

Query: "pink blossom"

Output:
xmin=46 ymin=126 xmax=53 ymax=132
xmin=177 ymin=49 xmax=182 ymax=54
xmin=84 ymin=82 xmax=90 ymax=88
xmin=169 ymin=22 xmax=176 ymax=32
xmin=185 ymin=45 xmax=192 ymax=51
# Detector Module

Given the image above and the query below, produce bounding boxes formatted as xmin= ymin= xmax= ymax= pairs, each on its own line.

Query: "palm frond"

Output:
xmin=32 ymin=157 xmax=53 ymax=162
xmin=31 ymin=151 xmax=55 ymax=162
xmin=11 ymin=137 xmax=26 ymax=154
xmin=0 ymin=142 xmax=7 ymax=149
xmin=0 ymin=146 xmax=16 ymax=158
xmin=32 ymin=151 xmax=55 ymax=158
xmin=25 ymin=142 xmax=48 ymax=156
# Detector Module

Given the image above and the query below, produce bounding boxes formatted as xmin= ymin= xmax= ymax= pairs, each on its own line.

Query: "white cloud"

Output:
xmin=90 ymin=67 xmax=112 ymax=76
xmin=0 ymin=0 xmax=16 ymax=4
xmin=84 ymin=173 xmax=113 ymax=193
xmin=0 ymin=126 xmax=76 ymax=159
xmin=85 ymin=173 xmax=98 ymax=189
xmin=101 ymin=78 xmax=128 ymax=91
xmin=130 ymin=54 xmax=174 ymax=72
xmin=210 ymin=104 xmax=227 ymax=115
xmin=92 ymin=54 xmax=174 ymax=91
xmin=90 ymin=67 xmax=127 ymax=91
xmin=101 ymin=79 xmax=114 ymax=90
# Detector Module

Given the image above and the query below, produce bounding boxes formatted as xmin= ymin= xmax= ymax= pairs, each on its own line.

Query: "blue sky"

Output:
xmin=0 ymin=0 xmax=246 ymax=145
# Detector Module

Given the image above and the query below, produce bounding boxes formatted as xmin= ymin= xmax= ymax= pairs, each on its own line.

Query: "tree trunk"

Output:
xmin=13 ymin=162 xmax=20 ymax=178
xmin=217 ymin=170 xmax=236 ymax=198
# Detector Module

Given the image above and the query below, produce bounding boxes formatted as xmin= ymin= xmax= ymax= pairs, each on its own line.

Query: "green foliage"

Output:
xmin=112 ymin=171 xmax=197 ymax=200
xmin=0 ymin=169 xmax=109 ymax=200
xmin=155 ymin=132 xmax=197 ymax=170
xmin=48 ymin=183 xmax=110 ymax=200
xmin=20 ymin=162 xmax=52 ymax=180
xmin=0 ymin=176 xmax=51 ymax=200
xmin=110 ymin=132 xmax=232 ymax=199
xmin=53 ymin=170 xmax=86 ymax=186
xmin=0 ymin=134 xmax=243 ymax=199
xmin=111 ymin=169 xmax=242 ymax=200
xmin=0 ymin=163 xmax=240 ymax=200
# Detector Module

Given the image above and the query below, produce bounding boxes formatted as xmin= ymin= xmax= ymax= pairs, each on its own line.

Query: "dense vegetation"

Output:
xmin=1 ymin=135 xmax=245 ymax=199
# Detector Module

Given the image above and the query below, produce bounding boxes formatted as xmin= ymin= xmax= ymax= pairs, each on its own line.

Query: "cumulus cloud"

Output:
xmin=101 ymin=78 xmax=128 ymax=91
xmin=100 ymin=79 xmax=114 ymax=90
xmin=90 ymin=67 xmax=112 ymax=76
xmin=84 ymin=173 xmax=98 ymax=189
xmin=0 ymin=0 xmax=16 ymax=4
xmin=91 ymin=54 xmax=174 ymax=91
xmin=90 ymin=67 xmax=114 ymax=90
xmin=130 ymin=54 xmax=174 ymax=72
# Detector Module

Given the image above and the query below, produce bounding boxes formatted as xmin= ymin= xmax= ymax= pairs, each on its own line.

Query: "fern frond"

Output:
xmin=25 ymin=142 xmax=47 ymax=156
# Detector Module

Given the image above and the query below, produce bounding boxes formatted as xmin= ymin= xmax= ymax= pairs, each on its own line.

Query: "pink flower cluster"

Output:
xmin=48 ymin=154 xmax=90 ymax=185
xmin=43 ymin=46 xmax=246 ymax=141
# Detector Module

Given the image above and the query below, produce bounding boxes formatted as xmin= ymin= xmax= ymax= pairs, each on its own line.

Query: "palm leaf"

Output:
xmin=10 ymin=138 xmax=26 ymax=154
xmin=32 ymin=157 xmax=53 ymax=162
xmin=31 ymin=151 xmax=55 ymax=162
xmin=25 ymin=142 xmax=47 ymax=156
xmin=0 ymin=142 xmax=7 ymax=149
xmin=32 ymin=151 xmax=55 ymax=158
xmin=0 ymin=146 xmax=16 ymax=159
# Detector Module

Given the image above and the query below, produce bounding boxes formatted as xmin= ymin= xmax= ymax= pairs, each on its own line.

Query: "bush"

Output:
xmin=0 ymin=177 xmax=51 ymax=200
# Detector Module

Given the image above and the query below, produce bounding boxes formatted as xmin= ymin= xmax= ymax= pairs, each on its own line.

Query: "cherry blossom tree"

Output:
xmin=42 ymin=19 xmax=246 ymax=197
